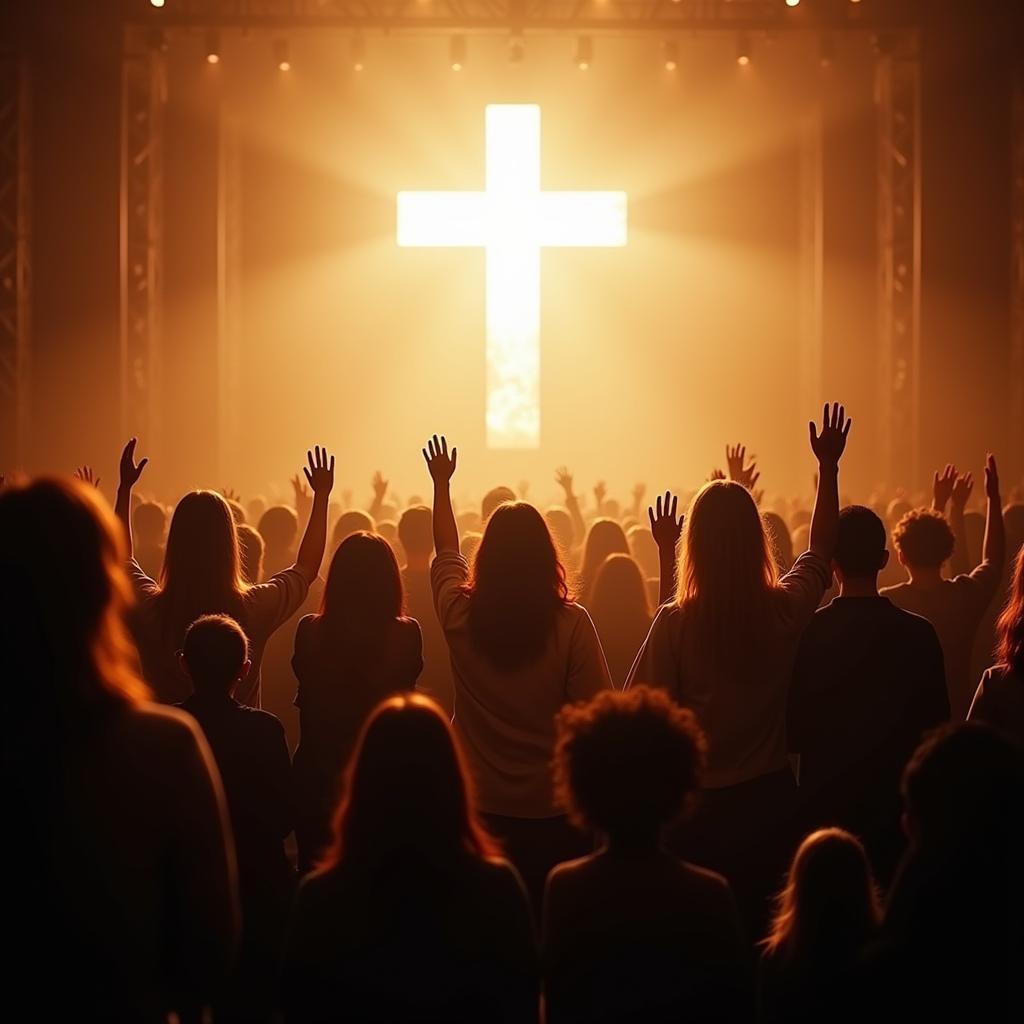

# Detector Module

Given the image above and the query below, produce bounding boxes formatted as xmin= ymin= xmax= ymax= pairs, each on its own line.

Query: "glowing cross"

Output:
xmin=398 ymin=104 xmax=627 ymax=448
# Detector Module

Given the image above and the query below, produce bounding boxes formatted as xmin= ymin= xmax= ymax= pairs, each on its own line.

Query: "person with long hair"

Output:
xmin=968 ymin=545 xmax=1024 ymax=743
xmin=422 ymin=435 xmax=611 ymax=910
xmin=291 ymin=531 xmax=422 ymax=870
xmin=115 ymin=438 xmax=335 ymax=704
xmin=628 ymin=404 xmax=851 ymax=933
xmin=587 ymin=553 xmax=653 ymax=687
xmin=1 ymin=478 xmax=237 ymax=1021
xmin=579 ymin=517 xmax=630 ymax=606
xmin=759 ymin=829 xmax=881 ymax=1024
xmin=281 ymin=694 xmax=538 ymax=1024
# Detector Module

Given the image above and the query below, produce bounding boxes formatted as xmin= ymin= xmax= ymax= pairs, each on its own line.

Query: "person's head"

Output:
xmin=544 ymin=506 xmax=574 ymax=559
xmin=376 ymin=520 xmax=402 ymax=563
xmin=554 ymin=686 xmax=705 ymax=848
xmin=460 ymin=531 xmax=482 ymax=563
xmin=321 ymin=531 xmax=403 ymax=632
xmin=762 ymin=511 xmax=795 ymax=575
xmin=581 ymin=518 xmax=630 ymax=596
xmin=892 ymin=508 xmax=955 ymax=572
xmin=995 ymin=546 xmax=1024 ymax=675
xmin=763 ymin=828 xmax=881 ymax=962
xmin=320 ymin=693 xmax=497 ymax=871
xmin=588 ymin=553 xmax=650 ymax=628
xmin=886 ymin=497 xmax=913 ymax=531
xmin=333 ymin=509 xmax=375 ymax=549
xmin=224 ymin=498 xmax=246 ymax=527
xmin=466 ymin=502 xmax=571 ymax=671
xmin=627 ymin=525 xmax=660 ymax=580
xmin=456 ymin=509 xmax=481 ymax=537
xmin=257 ymin=504 xmax=298 ymax=554
xmin=245 ymin=496 xmax=266 ymax=526
xmin=132 ymin=501 xmax=166 ymax=548
xmin=236 ymin=523 xmax=265 ymax=584
xmin=833 ymin=505 xmax=889 ymax=584
xmin=481 ymin=485 xmax=516 ymax=525
xmin=398 ymin=505 xmax=433 ymax=565
xmin=179 ymin=614 xmax=250 ymax=697
xmin=0 ymin=478 xmax=148 ymax=715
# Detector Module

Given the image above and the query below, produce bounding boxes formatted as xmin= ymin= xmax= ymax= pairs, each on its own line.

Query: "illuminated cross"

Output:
xmin=398 ymin=104 xmax=627 ymax=448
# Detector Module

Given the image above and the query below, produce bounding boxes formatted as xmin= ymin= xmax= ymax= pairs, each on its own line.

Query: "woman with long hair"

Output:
xmin=579 ymin=517 xmax=630 ymax=605
xmin=759 ymin=828 xmax=881 ymax=1023
xmin=291 ymin=531 xmax=422 ymax=870
xmin=588 ymin=553 xmax=653 ymax=687
xmin=1 ymin=477 xmax=237 ymax=1021
xmin=422 ymin=435 xmax=611 ymax=909
xmin=281 ymin=695 xmax=538 ymax=1024
xmin=968 ymin=545 xmax=1024 ymax=743
xmin=628 ymin=404 xmax=851 ymax=933
xmin=115 ymin=439 xmax=334 ymax=704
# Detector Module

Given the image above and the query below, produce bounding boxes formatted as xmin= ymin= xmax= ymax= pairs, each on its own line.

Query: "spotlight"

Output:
xmin=449 ymin=35 xmax=466 ymax=72
xmin=663 ymin=40 xmax=678 ymax=72
xmin=736 ymin=32 xmax=751 ymax=67
xmin=352 ymin=32 xmax=366 ymax=72
xmin=275 ymin=38 xmax=291 ymax=72
xmin=205 ymin=30 xmax=221 ymax=65
xmin=575 ymin=36 xmax=593 ymax=71
xmin=785 ymin=0 xmax=800 ymax=7
xmin=508 ymin=33 xmax=525 ymax=65
xmin=150 ymin=0 xmax=165 ymax=7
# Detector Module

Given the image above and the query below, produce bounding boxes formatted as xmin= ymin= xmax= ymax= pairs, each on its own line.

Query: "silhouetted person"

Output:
xmin=292 ymin=532 xmax=422 ymax=871
xmin=424 ymin=435 xmax=611 ymax=911
xmin=579 ymin=518 xmax=630 ymax=606
xmin=882 ymin=456 xmax=1005 ymax=719
xmin=400 ymin=504 xmax=455 ymax=716
xmin=1 ymin=477 xmax=237 ymax=1020
xmin=116 ymin=440 xmax=334 ymax=705
xmin=759 ymin=829 xmax=881 ymax=1024
xmin=281 ymin=695 xmax=538 ymax=1023
xmin=788 ymin=505 xmax=949 ymax=882
xmin=258 ymin=504 xmax=299 ymax=580
xmin=177 ymin=614 xmax=294 ymax=1024
xmin=132 ymin=499 xmax=167 ymax=579
xmin=544 ymin=687 xmax=749 ymax=1024
xmin=237 ymin=522 xmax=265 ymax=585
xmin=588 ymin=553 xmax=653 ymax=687
xmin=763 ymin=511 xmax=795 ymax=576
xmin=629 ymin=404 xmax=851 ymax=935
xmin=332 ymin=508 xmax=374 ymax=549
xmin=968 ymin=545 xmax=1024 ymax=745
xmin=482 ymin=484 xmax=517 ymax=525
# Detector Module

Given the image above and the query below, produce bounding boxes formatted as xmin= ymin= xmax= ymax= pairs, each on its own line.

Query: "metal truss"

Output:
xmin=874 ymin=33 xmax=921 ymax=488
xmin=120 ymin=36 xmax=166 ymax=449
xmin=0 ymin=53 xmax=30 ymax=469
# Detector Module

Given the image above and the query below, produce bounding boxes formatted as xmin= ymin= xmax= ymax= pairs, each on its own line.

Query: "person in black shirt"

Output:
xmin=179 ymin=614 xmax=295 ymax=1024
xmin=789 ymin=506 xmax=949 ymax=883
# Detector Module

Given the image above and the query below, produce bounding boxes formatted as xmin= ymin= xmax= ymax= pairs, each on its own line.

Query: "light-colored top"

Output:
xmin=431 ymin=551 xmax=612 ymax=818
xmin=626 ymin=551 xmax=832 ymax=789
xmin=127 ymin=559 xmax=315 ymax=706
xmin=967 ymin=664 xmax=1024 ymax=746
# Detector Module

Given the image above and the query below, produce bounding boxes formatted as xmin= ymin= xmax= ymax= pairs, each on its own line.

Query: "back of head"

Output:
xmin=321 ymin=531 xmax=403 ymax=639
xmin=323 ymin=694 xmax=496 ymax=871
xmin=182 ymin=614 xmax=249 ymax=696
xmin=627 ymin=525 xmax=660 ymax=579
xmin=764 ymin=828 xmax=880 ymax=961
xmin=467 ymin=502 xmax=569 ymax=671
xmin=886 ymin=498 xmax=913 ymax=531
xmin=762 ymin=511 xmax=795 ymax=575
xmin=893 ymin=508 xmax=955 ymax=571
xmin=481 ymin=485 xmax=516 ymax=525
xmin=398 ymin=505 xmax=433 ymax=562
xmin=834 ymin=505 xmax=887 ymax=579
xmin=554 ymin=686 xmax=705 ymax=846
xmin=236 ymin=523 xmax=265 ymax=584
xmin=457 ymin=509 xmax=482 ymax=537
xmin=257 ymin=503 xmax=298 ymax=552
xmin=996 ymin=546 xmax=1024 ymax=674
xmin=0 ymin=478 xmax=147 ymax=718
xmin=225 ymin=499 xmax=246 ymax=527
xmin=333 ymin=509 xmax=375 ymax=549
xmin=581 ymin=518 xmax=630 ymax=592
xmin=132 ymin=501 xmax=166 ymax=547
xmin=589 ymin=553 xmax=650 ymax=626
xmin=545 ymin=506 xmax=574 ymax=558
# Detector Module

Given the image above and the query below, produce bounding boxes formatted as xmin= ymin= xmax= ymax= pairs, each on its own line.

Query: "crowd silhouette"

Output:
xmin=3 ymin=402 xmax=1023 ymax=1022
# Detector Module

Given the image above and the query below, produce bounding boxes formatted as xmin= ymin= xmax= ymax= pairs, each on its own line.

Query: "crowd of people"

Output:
xmin=3 ymin=401 xmax=1023 ymax=1022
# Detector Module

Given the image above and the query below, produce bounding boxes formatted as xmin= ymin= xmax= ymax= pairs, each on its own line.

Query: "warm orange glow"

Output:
xmin=207 ymin=53 xmax=220 ymax=65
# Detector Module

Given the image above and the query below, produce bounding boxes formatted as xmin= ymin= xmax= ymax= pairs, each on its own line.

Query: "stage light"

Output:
xmin=785 ymin=0 xmax=800 ymax=8
xmin=450 ymin=35 xmax=466 ymax=72
xmin=575 ymin=36 xmax=593 ymax=71
xmin=663 ymin=40 xmax=678 ymax=71
xmin=736 ymin=33 xmax=752 ymax=66
xmin=205 ymin=30 xmax=221 ymax=64
xmin=275 ymin=38 xmax=291 ymax=72
xmin=150 ymin=0 xmax=165 ymax=7
xmin=352 ymin=32 xmax=366 ymax=71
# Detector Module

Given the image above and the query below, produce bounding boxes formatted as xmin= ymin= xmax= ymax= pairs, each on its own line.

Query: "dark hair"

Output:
xmin=762 ymin=511 xmax=795 ymax=575
xmin=320 ymin=532 xmax=403 ymax=639
xmin=835 ymin=505 xmax=888 ymax=577
xmin=553 ymin=686 xmax=705 ymax=842
xmin=257 ymin=504 xmax=298 ymax=550
xmin=182 ymin=614 xmax=249 ymax=694
xmin=236 ymin=523 xmax=265 ymax=584
xmin=995 ymin=546 xmax=1024 ymax=675
xmin=465 ymin=502 xmax=572 ymax=671
xmin=333 ymin=509 xmax=375 ymax=548
xmin=481 ymin=486 xmax=516 ymax=524
xmin=893 ymin=509 xmax=955 ymax=569
xmin=580 ymin=518 xmax=630 ymax=601
xmin=398 ymin=505 xmax=433 ymax=560
xmin=544 ymin=507 xmax=575 ymax=558
xmin=319 ymin=694 xmax=498 ymax=872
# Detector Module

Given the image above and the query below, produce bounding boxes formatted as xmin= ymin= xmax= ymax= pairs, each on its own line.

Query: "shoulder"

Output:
xmin=239 ymin=704 xmax=287 ymax=736
xmin=680 ymin=859 xmax=734 ymax=895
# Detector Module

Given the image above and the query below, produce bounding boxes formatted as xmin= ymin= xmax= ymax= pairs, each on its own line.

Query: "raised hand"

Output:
xmin=808 ymin=402 xmax=851 ymax=468
xmin=932 ymin=464 xmax=957 ymax=511
xmin=74 ymin=465 xmax=101 ymax=489
xmin=648 ymin=490 xmax=684 ymax=551
xmin=709 ymin=468 xmax=726 ymax=482
xmin=555 ymin=466 xmax=575 ymax=498
xmin=220 ymin=486 xmax=240 ymax=503
xmin=118 ymin=438 xmax=148 ymax=493
xmin=593 ymin=481 xmax=608 ymax=510
xmin=726 ymin=444 xmax=760 ymax=491
xmin=632 ymin=483 xmax=646 ymax=503
xmin=984 ymin=454 xmax=1000 ymax=501
xmin=290 ymin=472 xmax=312 ymax=518
xmin=950 ymin=471 xmax=974 ymax=512
xmin=372 ymin=470 xmax=388 ymax=501
xmin=423 ymin=435 xmax=457 ymax=483
xmin=302 ymin=446 xmax=335 ymax=497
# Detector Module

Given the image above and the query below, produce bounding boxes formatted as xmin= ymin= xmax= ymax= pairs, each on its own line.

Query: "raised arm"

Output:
xmin=981 ymin=454 xmax=1005 ymax=571
xmin=555 ymin=466 xmax=586 ymax=546
xmin=424 ymin=434 xmax=459 ymax=555
xmin=294 ymin=446 xmax=334 ymax=580
xmin=115 ymin=438 xmax=148 ymax=560
xmin=649 ymin=490 xmax=684 ymax=606
xmin=368 ymin=470 xmax=388 ymax=521
xmin=947 ymin=469 xmax=974 ymax=576
xmin=807 ymin=403 xmax=851 ymax=560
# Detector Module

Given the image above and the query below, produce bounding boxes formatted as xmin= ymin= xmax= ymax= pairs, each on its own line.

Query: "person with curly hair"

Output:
xmin=542 ymin=687 xmax=749 ymax=1024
